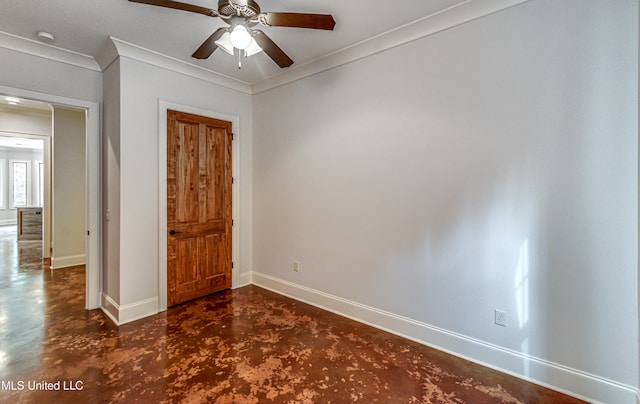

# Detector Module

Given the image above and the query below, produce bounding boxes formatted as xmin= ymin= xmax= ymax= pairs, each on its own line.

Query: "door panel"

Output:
xmin=175 ymin=122 xmax=200 ymax=224
xmin=167 ymin=110 xmax=232 ymax=306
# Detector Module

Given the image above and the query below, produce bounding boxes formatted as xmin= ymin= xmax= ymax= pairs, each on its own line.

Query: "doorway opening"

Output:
xmin=0 ymin=86 xmax=101 ymax=310
xmin=0 ymin=100 xmax=51 ymax=271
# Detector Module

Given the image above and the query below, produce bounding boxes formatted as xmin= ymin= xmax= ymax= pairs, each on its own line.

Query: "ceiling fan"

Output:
xmin=129 ymin=0 xmax=336 ymax=68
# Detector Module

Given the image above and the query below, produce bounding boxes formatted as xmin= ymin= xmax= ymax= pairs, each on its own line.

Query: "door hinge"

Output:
xmin=232 ymin=219 xmax=234 ymax=226
xmin=231 ymin=262 xmax=234 ymax=269
xmin=87 ymin=230 xmax=90 ymax=236
xmin=231 ymin=133 xmax=234 ymax=140
xmin=232 ymin=177 xmax=235 ymax=184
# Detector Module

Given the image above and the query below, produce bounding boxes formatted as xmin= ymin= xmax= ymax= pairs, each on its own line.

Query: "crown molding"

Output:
xmin=0 ymin=31 xmax=252 ymax=95
xmin=96 ymin=37 xmax=253 ymax=95
xmin=0 ymin=31 xmax=100 ymax=72
xmin=94 ymin=36 xmax=119 ymax=72
xmin=251 ymin=0 xmax=529 ymax=94
xmin=1 ymin=0 xmax=529 ymax=96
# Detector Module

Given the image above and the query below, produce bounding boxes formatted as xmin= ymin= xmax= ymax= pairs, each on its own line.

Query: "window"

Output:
xmin=9 ymin=159 xmax=31 ymax=208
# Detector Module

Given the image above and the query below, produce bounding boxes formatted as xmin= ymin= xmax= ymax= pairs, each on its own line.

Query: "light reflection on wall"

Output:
xmin=515 ymin=239 xmax=529 ymax=330
xmin=515 ymin=239 xmax=530 ymax=376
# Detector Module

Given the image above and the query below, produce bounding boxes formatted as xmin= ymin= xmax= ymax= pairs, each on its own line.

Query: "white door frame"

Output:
xmin=0 ymin=85 xmax=102 ymax=309
xmin=158 ymin=100 xmax=240 ymax=311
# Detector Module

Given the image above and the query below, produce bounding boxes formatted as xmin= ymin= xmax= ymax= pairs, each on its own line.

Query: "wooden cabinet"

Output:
xmin=17 ymin=207 xmax=43 ymax=241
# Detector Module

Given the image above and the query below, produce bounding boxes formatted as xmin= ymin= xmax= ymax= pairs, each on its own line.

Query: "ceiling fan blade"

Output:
xmin=259 ymin=12 xmax=336 ymax=30
xmin=252 ymin=30 xmax=294 ymax=68
xmin=128 ymin=0 xmax=218 ymax=17
xmin=192 ymin=28 xmax=227 ymax=59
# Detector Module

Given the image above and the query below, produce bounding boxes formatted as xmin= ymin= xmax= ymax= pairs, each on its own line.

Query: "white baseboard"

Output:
xmin=50 ymin=254 xmax=85 ymax=269
xmin=101 ymin=293 xmax=120 ymax=325
xmin=233 ymin=270 xmax=252 ymax=289
xmin=251 ymin=271 xmax=637 ymax=404
xmin=100 ymin=293 xmax=158 ymax=326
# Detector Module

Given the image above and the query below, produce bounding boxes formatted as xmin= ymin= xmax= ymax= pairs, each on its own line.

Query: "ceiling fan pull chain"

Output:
xmin=238 ymin=48 xmax=243 ymax=69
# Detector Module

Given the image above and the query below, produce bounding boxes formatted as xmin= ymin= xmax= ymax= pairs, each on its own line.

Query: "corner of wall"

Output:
xmin=95 ymin=36 xmax=119 ymax=72
xmin=100 ymin=292 xmax=120 ymax=325
xmin=101 ymin=292 xmax=159 ymax=326
xmin=233 ymin=270 xmax=252 ymax=289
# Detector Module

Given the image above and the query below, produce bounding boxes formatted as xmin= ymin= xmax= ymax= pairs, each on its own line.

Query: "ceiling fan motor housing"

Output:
xmin=218 ymin=0 xmax=260 ymax=18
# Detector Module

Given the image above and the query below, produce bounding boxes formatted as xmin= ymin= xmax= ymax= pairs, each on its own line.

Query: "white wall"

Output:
xmin=101 ymin=50 xmax=253 ymax=322
xmin=253 ymin=0 xmax=638 ymax=399
xmin=51 ymin=106 xmax=86 ymax=268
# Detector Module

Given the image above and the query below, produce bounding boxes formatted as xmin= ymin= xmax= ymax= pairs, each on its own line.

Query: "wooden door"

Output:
xmin=167 ymin=110 xmax=232 ymax=306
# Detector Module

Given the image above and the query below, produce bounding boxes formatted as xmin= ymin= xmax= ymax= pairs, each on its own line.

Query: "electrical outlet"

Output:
xmin=293 ymin=261 xmax=300 ymax=272
xmin=494 ymin=309 xmax=506 ymax=327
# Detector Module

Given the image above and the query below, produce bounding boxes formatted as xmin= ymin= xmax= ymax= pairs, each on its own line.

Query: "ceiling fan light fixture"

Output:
xmin=129 ymin=0 xmax=335 ymax=68
xmin=216 ymin=31 xmax=262 ymax=57
xmin=245 ymin=39 xmax=262 ymax=56
xmin=229 ymin=25 xmax=252 ymax=50
xmin=215 ymin=32 xmax=235 ymax=55
xmin=243 ymin=37 xmax=262 ymax=56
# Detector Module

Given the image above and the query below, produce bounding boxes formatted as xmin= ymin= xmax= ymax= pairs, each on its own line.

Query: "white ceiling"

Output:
xmin=0 ymin=0 xmax=476 ymax=84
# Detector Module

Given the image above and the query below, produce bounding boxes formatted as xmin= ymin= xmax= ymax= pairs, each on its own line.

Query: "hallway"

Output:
xmin=0 ymin=225 xmax=88 ymax=381
xmin=0 ymin=225 xmax=585 ymax=403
